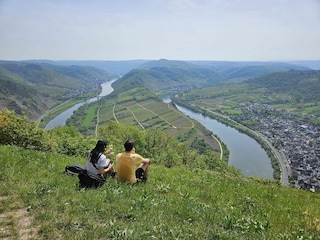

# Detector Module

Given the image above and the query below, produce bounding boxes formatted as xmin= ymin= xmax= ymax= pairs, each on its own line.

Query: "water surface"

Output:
xmin=45 ymin=79 xmax=116 ymax=130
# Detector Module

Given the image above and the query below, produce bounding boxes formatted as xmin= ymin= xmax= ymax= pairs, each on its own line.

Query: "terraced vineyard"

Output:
xmin=67 ymin=93 xmax=223 ymax=159
xmin=113 ymin=100 xmax=192 ymax=130
xmin=102 ymin=98 xmax=219 ymax=148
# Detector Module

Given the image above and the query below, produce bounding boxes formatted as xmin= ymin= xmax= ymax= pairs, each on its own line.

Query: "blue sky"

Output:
xmin=1 ymin=0 xmax=319 ymax=61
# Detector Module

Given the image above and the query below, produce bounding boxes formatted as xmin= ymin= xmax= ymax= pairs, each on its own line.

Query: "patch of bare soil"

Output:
xmin=0 ymin=196 xmax=38 ymax=240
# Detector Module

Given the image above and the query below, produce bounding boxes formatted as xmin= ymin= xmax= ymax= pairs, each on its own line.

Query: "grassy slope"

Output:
xmin=0 ymin=145 xmax=319 ymax=239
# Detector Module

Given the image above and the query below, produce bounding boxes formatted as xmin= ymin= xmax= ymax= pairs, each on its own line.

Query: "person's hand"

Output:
xmin=106 ymin=164 xmax=113 ymax=173
xmin=105 ymin=148 xmax=113 ymax=154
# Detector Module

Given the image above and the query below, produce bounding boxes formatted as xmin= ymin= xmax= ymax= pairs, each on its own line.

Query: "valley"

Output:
xmin=1 ymin=59 xmax=320 ymax=191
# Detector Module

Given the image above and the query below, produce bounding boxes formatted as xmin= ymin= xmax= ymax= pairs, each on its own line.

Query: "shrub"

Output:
xmin=0 ymin=108 xmax=52 ymax=151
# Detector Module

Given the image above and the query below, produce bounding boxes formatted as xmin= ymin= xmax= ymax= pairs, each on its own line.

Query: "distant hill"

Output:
xmin=112 ymin=59 xmax=224 ymax=92
xmin=286 ymin=60 xmax=320 ymax=70
xmin=0 ymin=61 xmax=110 ymax=120
xmin=24 ymin=59 xmax=312 ymax=82
xmin=246 ymin=70 xmax=320 ymax=102
xmin=189 ymin=61 xmax=310 ymax=82
xmin=0 ymin=61 xmax=111 ymax=88
xmin=139 ymin=59 xmax=197 ymax=69
xmin=109 ymin=59 xmax=314 ymax=93
xmin=25 ymin=59 xmax=148 ymax=76
xmin=0 ymin=77 xmax=47 ymax=117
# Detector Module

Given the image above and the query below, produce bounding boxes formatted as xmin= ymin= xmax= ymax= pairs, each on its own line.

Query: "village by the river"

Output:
xmin=234 ymin=103 xmax=320 ymax=192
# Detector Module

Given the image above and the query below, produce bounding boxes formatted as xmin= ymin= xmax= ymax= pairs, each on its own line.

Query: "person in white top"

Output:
xmin=86 ymin=139 xmax=114 ymax=177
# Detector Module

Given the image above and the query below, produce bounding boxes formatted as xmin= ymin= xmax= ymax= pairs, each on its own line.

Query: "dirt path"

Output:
xmin=0 ymin=196 xmax=38 ymax=239
xmin=211 ymin=134 xmax=223 ymax=160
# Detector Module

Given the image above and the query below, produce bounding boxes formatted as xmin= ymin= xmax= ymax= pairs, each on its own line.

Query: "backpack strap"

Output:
xmin=91 ymin=153 xmax=102 ymax=170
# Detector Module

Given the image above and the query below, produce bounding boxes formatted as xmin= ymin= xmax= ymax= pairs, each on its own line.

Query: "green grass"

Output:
xmin=0 ymin=145 xmax=319 ymax=239
xmin=82 ymin=105 xmax=98 ymax=126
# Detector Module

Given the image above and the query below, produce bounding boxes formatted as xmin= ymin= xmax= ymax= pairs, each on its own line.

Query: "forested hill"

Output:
xmin=0 ymin=61 xmax=110 ymax=120
xmin=112 ymin=59 xmax=224 ymax=92
xmin=111 ymin=59 xmax=310 ymax=93
xmin=27 ymin=59 xmax=313 ymax=80
xmin=25 ymin=59 xmax=148 ymax=75
xmin=189 ymin=61 xmax=311 ymax=81
xmin=246 ymin=70 xmax=320 ymax=102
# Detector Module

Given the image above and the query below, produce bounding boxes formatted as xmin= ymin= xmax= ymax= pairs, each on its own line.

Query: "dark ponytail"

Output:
xmin=90 ymin=139 xmax=107 ymax=163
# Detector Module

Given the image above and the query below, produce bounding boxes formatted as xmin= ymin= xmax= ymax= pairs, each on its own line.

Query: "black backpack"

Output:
xmin=65 ymin=163 xmax=86 ymax=176
xmin=78 ymin=170 xmax=106 ymax=188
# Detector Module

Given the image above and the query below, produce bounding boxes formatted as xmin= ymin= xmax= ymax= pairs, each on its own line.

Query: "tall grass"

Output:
xmin=0 ymin=145 xmax=319 ymax=239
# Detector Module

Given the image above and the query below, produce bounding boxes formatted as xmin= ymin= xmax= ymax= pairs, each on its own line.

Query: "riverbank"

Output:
xmin=43 ymin=80 xmax=117 ymax=130
xmin=37 ymin=99 xmax=84 ymax=128
xmin=37 ymin=85 xmax=103 ymax=128
xmin=171 ymin=98 xmax=287 ymax=183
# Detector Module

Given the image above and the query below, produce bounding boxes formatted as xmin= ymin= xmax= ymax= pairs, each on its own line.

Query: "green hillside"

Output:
xmin=246 ymin=70 xmax=320 ymax=103
xmin=112 ymin=59 xmax=224 ymax=93
xmin=0 ymin=61 xmax=110 ymax=120
xmin=1 ymin=144 xmax=319 ymax=239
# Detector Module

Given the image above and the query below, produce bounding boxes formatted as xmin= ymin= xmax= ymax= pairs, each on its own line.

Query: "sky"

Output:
xmin=1 ymin=0 xmax=320 ymax=61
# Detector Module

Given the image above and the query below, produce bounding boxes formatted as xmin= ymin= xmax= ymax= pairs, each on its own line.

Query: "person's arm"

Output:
xmin=142 ymin=158 xmax=151 ymax=165
xmin=98 ymin=157 xmax=114 ymax=175
xmin=104 ymin=147 xmax=113 ymax=155
xmin=99 ymin=163 xmax=113 ymax=175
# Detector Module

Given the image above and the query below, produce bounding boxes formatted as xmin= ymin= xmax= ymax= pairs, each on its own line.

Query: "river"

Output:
xmin=45 ymin=83 xmax=274 ymax=179
xmin=45 ymin=79 xmax=116 ymax=130
xmin=176 ymin=105 xmax=273 ymax=178
xmin=162 ymin=95 xmax=273 ymax=179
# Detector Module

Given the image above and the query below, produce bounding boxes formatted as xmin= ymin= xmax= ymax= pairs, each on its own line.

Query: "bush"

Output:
xmin=0 ymin=109 xmax=92 ymax=156
xmin=0 ymin=108 xmax=52 ymax=151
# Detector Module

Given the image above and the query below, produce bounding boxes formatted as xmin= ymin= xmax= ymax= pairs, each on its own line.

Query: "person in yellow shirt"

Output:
xmin=116 ymin=139 xmax=151 ymax=184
